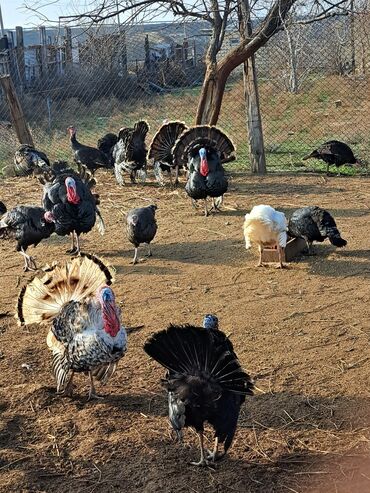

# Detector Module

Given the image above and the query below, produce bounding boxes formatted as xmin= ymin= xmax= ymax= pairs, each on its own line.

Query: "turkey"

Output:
xmin=172 ymin=126 xmax=235 ymax=216
xmin=17 ymin=254 xmax=127 ymax=399
xmin=0 ymin=203 xmax=55 ymax=271
xmin=39 ymin=162 xmax=104 ymax=255
xmin=126 ymin=205 xmax=157 ymax=264
xmin=144 ymin=315 xmax=253 ymax=467
xmin=148 ymin=120 xmax=187 ymax=186
xmin=303 ymin=140 xmax=359 ymax=175
xmin=14 ymin=144 xmax=50 ymax=177
xmin=288 ymin=206 xmax=347 ymax=254
xmin=243 ymin=205 xmax=288 ymax=268
xmin=68 ymin=126 xmax=112 ymax=174
xmin=97 ymin=133 xmax=119 ymax=165
xmin=113 ymin=121 xmax=149 ymax=185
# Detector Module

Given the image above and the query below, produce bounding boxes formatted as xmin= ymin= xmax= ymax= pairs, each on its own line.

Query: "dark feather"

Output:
xmin=69 ymin=127 xmax=112 ymax=173
xmin=288 ymin=206 xmax=347 ymax=247
xmin=0 ymin=205 xmax=55 ymax=252
xmin=126 ymin=205 xmax=157 ymax=247
xmin=14 ymin=145 xmax=50 ymax=176
xmin=149 ymin=121 xmax=187 ymax=166
xmin=144 ymin=324 xmax=253 ymax=453
xmin=303 ymin=141 xmax=358 ymax=168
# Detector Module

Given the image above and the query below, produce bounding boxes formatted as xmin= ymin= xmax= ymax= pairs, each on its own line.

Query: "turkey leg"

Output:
xmin=66 ymin=232 xmax=76 ymax=254
xmin=87 ymin=371 xmax=104 ymax=400
xmin=204 ymin=200 xmax=209 ymax=217
xmin=132 ymin=247 xmax=139 ymax=265
xmin=20 ymin=247 xmax=37 ymax=271
xmin=257 ymin=245 xmax=263 ymax=267
xmin=206 ymin=437 xmax=225 ymax=462
xmin=146 ymin=243 xmax=152 ymax=257
xmin=191 ymin=432 xmax=210 ymax=467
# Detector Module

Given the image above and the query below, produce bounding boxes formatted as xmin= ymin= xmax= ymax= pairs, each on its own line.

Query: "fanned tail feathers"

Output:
xmin=144 ymin=325 xmax=253 ymax=396
xmin=149 ymin=121 xmax=187 ymax=164
xmin=172 ymin=126 xmax=235 ymax=169
xmin=16 ymin=253 xmax=114 ymax=325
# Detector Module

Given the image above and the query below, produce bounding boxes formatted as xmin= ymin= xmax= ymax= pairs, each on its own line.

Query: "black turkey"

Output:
xmin=113 ymin=121 xmax=149 ymax=185
xmin=144 ymin=316 xmax=253 ymax=467
xmin=68 ymin=126 xmax=111 ymax=174
xmin=148 ymin=120 xmax=187 ymax=186
xmin=14 ymin=145 xmax=50 ymax=177
xmin=288 ymin=206 xmax=347 ymax=254
xmin=40 ymin=162 xmax=104 ymax=255
xmin=303 ymin=141 xmax=359 ymax=175
xmin=172 ymin=126 xmax=235 ymax=216
xmin=0 ymin=203 xmax=55 ymax=270
xmin=126 ymin=204 xmax=157 ymax=264
xmin=97 ymin=133 xmax=119 ymax=165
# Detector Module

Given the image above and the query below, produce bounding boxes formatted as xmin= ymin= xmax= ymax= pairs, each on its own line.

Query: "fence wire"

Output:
xmin=0 ymin=15 xmax=369 ymax=175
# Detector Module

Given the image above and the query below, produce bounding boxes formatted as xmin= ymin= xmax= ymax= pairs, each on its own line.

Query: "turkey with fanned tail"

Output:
xmin=144 ymin=315 xmax=253 ymax=467
xmin=172 ymin=125 xmax=235 ymax=216
xmin=113 ymin=121 xmax=149 ymax=185
xmin=14 ymin=145 xmax=50 ymax=177
xmin=288 ymin=206 xmax=347 ymax=254
xmin=0 ymin=202 xmax=55 ymax=271
xmin=17 ymin=253 xmax=127 ymax=399
xmin=148 ymin=120 xmax=187 ymax=186
xmin=38 ymin=161 xmax=105 ymax=255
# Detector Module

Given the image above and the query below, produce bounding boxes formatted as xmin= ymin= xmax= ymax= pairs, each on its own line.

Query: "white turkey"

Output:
xmin=243 ymin=205 xmax=288 ymax=268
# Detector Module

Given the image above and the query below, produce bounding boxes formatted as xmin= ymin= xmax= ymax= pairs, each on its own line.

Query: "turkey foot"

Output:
xmin=206 ymin=438 xmax=224 ymax=462
xmin=191 ymin=432 xmax=215 ymax=468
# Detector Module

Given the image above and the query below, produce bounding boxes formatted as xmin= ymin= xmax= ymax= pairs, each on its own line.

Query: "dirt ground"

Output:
xmin=0 ymin=172 xmax=369 ymax=493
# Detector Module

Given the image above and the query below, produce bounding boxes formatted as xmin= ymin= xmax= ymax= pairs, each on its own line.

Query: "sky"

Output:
xmin=0 ymin=0 xmax=89 ymax=28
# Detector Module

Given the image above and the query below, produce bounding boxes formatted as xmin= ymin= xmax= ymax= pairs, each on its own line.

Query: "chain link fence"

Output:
xmin=0 ymin=13 xmax=369 ymax=175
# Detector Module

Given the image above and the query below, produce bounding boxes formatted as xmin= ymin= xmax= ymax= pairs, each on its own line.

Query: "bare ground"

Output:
xmin=0 ymin=172 xmax=369 ymax=493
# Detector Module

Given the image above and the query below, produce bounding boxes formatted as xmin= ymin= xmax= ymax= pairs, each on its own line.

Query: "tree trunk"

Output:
xmin=195 ymin=0 xmax=296 ymax=125
xmin=243 ymin=56 xmax=266 ymax=174
xmin=195 ymin=64 xmax=228 ymax=124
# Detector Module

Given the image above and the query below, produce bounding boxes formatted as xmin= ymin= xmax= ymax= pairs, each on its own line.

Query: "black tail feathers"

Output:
xmin=0 ymin=201 xmax=6 ymax=215
xmin=144 ymin=324 xmax=253 ymax=396
xmin=329 ymin=234 xmax=347 ymax=247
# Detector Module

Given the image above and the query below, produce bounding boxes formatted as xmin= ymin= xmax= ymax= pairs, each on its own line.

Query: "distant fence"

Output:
xmin=0 ymin=16 xmax=369 ymax=174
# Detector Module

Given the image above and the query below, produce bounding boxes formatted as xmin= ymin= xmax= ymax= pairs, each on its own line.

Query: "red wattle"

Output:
xmin=66 ymin=188 xmax=80 ymax=205
xmin=200 ymin=158 xmax=209 ymax=177
xmin=102 ymin=302 xmax=120 ymax=337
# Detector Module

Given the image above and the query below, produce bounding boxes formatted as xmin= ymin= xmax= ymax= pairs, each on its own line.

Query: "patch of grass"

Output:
xmin=1 ymin=74 xmax=368 ymax=176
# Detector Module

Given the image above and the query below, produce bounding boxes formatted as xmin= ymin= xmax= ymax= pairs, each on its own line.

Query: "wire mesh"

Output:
xmin=0 ymin=15 xmax=369 ymax=175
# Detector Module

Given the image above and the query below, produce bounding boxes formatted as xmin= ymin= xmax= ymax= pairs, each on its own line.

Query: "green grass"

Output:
xmin=1 ymin=74 xmax=369 ymax=177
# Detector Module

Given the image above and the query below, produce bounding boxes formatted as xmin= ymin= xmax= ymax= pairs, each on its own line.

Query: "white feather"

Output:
xmin=243 ymin=204 xmax=287 ymax=249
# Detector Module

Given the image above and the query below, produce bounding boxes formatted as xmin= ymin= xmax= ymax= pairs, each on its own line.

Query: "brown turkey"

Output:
xmin=148 ymin=120 xmax=187 ymax=187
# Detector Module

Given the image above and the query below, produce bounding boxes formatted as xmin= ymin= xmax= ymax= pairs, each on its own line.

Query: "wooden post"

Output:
xmin=64 ymin=26 xmax=73 ymax=69
xmin=39 ymin=26 xmax=48 ymax=77
xmin=0 ymin=75 xmax=34 ymax=146
xmin=238 ymin=0 xmax=266 ymax=174
xmin=15 ymin=26 xmax=25 ymax=90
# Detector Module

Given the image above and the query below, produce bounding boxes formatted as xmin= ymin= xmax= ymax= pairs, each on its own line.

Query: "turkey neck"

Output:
xmin=70 ymin=133 xmax=83 ymax=151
